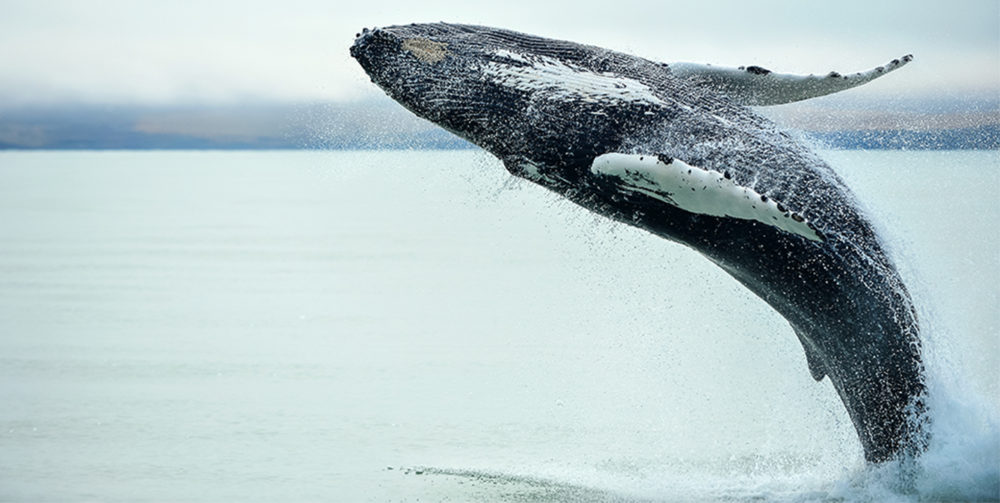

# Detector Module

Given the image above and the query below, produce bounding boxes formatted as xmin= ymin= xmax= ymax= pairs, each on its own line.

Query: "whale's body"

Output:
xmin=350 ymin=23 xmax=926 ymax=463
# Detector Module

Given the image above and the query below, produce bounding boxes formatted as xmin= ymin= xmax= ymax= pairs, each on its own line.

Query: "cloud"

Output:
xmin=0 ymin=0 xmax=996 ymax=105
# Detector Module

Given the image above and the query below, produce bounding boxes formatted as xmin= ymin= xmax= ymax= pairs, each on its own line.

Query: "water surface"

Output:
xmin=0 ymin=150 xmax=996 ymax=501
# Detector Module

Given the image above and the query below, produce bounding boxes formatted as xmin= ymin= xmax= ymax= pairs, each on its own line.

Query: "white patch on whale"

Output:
xmin=591 ymin=153 xmax=822 ymax=242
xmin=483 ymin=49 xmax=665 ymax=106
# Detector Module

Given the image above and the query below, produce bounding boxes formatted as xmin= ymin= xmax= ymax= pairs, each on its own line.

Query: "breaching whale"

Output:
xmin=350 ymin=23 xmax=926 ymax=463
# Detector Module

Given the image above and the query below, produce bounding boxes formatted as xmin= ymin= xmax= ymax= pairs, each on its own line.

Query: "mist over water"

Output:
xmin=0 ymin=150 xmax=996 ymax=501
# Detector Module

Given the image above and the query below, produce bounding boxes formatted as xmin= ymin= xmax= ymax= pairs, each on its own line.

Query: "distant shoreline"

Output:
xmin=2 ymin=144 xmax=998 ymax=152
xmin=1 ymin=101 xmax=997 ymax=151
xmin=2 ymin=130 xmax=996 ymax=151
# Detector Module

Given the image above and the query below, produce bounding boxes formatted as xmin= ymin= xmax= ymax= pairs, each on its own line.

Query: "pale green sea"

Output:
xmin=0 ymin=150 xmax=997 ymax=501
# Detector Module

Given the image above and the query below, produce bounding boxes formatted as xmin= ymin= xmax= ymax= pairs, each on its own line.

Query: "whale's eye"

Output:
xmin=401 ymin=38 xmax=449 ymax=64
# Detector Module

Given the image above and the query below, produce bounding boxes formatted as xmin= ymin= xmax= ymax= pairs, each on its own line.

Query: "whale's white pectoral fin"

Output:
xmin=668 ymin=55 xmax=913 ymax=106
xmin=591 ymin=153 xmax=824 ymax=242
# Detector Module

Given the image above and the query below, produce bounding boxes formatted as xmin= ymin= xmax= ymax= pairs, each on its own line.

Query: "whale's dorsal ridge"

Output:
xmin=668 ymin=54 xmax=913 ymax=106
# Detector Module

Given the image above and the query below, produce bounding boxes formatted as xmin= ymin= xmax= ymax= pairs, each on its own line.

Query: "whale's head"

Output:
xmin=350 ymin=23 xmax=673 ymax=170
xmin=350 ymin=24 xmax=513 ymax=149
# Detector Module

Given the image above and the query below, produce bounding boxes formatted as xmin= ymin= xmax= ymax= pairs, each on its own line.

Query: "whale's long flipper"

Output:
xmin=590 ymin=153 xmax=824 ymax=242
xmin=669 ymin=55 xmax=913 ymax=106
xmin=593 ymin=152 xmax=834 ymax=382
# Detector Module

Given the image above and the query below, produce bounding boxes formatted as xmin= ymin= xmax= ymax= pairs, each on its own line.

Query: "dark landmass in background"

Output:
xmin=1 ymin=95 xmax=997 ymax=150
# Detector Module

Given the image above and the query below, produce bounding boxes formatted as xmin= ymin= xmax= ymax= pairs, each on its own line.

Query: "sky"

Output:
xmin=0 ymin=0 xmax=997 ymax=106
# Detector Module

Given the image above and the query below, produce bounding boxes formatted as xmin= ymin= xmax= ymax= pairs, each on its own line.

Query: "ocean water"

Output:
xmin=0 ymin=149 xmax=996 ymax=502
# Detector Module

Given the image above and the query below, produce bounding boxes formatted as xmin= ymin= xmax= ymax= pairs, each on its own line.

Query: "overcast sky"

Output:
xmin=0 ymin=0 xmax=997 ymax=106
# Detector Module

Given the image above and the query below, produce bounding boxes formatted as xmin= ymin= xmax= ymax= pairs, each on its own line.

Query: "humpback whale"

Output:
xmin=350 ymin=23 xmax=927 ymax=463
